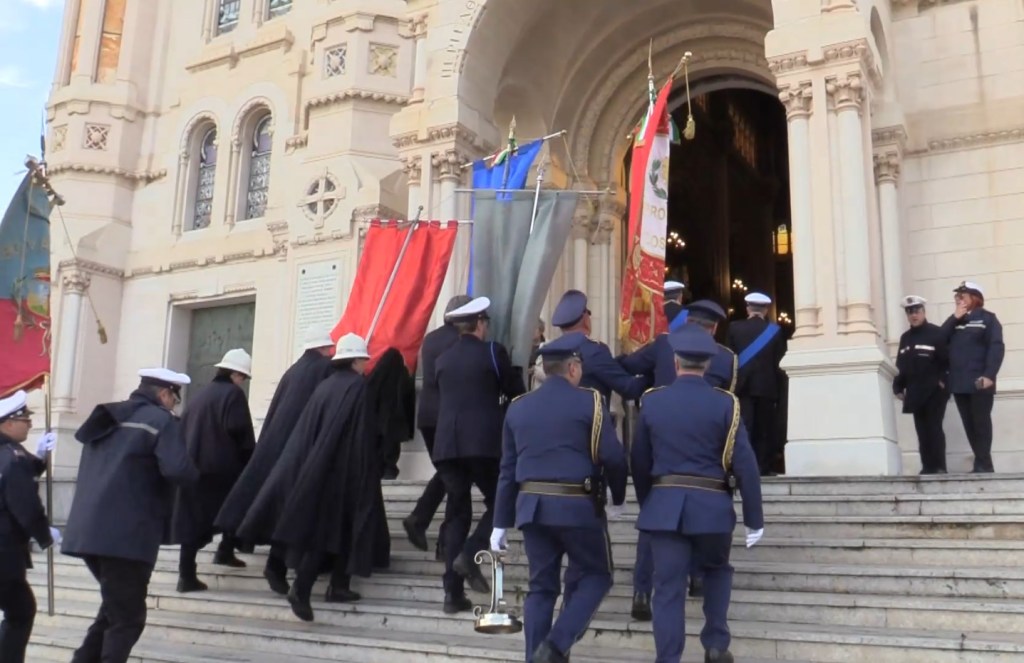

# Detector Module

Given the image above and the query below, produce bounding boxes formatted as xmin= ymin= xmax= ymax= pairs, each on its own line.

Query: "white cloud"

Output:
xmin=0 ymin=66 xmax=30 ymax=88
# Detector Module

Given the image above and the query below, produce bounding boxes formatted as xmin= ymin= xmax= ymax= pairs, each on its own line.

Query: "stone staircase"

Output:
xmin=27 ymin=474 xmax=1024 ymax=662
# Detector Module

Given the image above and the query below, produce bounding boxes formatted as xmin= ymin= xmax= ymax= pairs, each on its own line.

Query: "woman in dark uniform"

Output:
xmin=942 ymin=281 xmax=1004 ymax=473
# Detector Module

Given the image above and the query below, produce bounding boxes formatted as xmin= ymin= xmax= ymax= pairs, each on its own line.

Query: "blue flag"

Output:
xmin=469 ymin=139 xmax=543 ymax=294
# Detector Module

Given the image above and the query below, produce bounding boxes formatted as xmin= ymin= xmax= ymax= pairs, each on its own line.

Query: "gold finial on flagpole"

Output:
xmin=681 ymin=51 xmax=696 ymax=141
xmin=508 ymin=116 xmax=517 ymax=141
xmin=648 ymin=39 xmax=654 ymax=81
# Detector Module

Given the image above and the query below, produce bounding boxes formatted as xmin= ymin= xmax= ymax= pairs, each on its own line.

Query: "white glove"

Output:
xmin=35 ymin=431 xmax=57 ymax=458
xmin=490 ymin=528 xmax=507 ymax=552
xmin=745 ymin=527 xmax=764 ymax=548
xmin=605 ymin=489 xmax=625 ymax=520
xmin=49 ymin=527 xmax=62 ymax=546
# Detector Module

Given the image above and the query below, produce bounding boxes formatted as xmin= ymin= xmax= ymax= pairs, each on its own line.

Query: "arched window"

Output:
xmin=244 ymin=115 xmax=273 ymax=219
xmin=192 ymin=127 xmax=218 ymax=230
xmin=268 ymin=0 xmax=292 ymax=20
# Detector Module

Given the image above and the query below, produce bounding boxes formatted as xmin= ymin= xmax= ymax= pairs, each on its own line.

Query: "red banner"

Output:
xmin=332 ymin=220 xmax=458 ymax=373
xmin=618 ymin=78 xmax=674 ymax=353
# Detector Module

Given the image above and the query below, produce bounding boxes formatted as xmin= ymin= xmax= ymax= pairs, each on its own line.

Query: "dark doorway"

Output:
xmin=624 ymin=81 xmax=795 ymax=330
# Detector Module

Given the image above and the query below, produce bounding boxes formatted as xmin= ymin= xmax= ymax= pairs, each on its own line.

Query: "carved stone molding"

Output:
xmin=826 ymin=73 xmax=865 ymax=112
xmin=925 ymin=127 xmax=1024 ymax=154
xmin=61 ymin=271 xmax=91 ymax=294
xmin=125 ymin=248 xmax=275 ymax=279
xmin=231 ymin=97 xmax=274 ymax=146
xmin=779 ymin=81 xmax=813 ymax=120
xmin=570 ymin=212 xmax=594 ymax=241
xmin=873 ymin=151 xmax=900 ymax=184
xmin=306 ymin=89 xmax=409 ymax=111
xmin=351 ymin=204 xmax=404 ymax=223
xmin=392 ymin=123 xmax=484 ymax=154
xmin=769 ymin=52 xmax=809 ymax=76
xmin=771 ymin=39 xmax=875 ymax=79
xmin=401 ymin=155 xmax=423 ymax=185
xmin=872 ymin=126 xmax=908 ymax=149
xmin=48 ymin=162 xmax=167 ymax=185
xmin=593 ymin=216 xmax=615 ymax=245
xmin=432 ymin=149 xmax=469 ymax=180
xmin=821 ymin=0 xmax=858 ymax=11
xmin=285 ymin=133 xmax=309 ymax=153
xmin=57 ymin=258 xmax=124 ymax=280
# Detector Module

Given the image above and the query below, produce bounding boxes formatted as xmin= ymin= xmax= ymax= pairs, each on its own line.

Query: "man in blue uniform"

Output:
xmin=893 ymin=295 xmax=949 ymax=474
xmin=664 ymin=280 xmax=689 ymax=332
xmin=403 ymin=294 xmax=472 ymax=556
xmin=551 ymin=289 xmax=649 ymax=406
xmin=632 ymin=326 xmax=764 ymax=663
xmin=621 ymin=298 xmax=736 ymax=617
xmin=491 ymin=332 xmax=627 ymax=663
xmin=727 ymin=292 xmax=787 ymax=475
xmin=0 ymin=391 xmax=60 ymax=663
xmin=434 ymin=296 xmax=526 ymax=613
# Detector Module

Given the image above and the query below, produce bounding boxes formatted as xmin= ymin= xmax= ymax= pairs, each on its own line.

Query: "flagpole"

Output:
xmin=528 ymin=158 xmax=546 ymax=235
xmin=500 ymin=117 xmax=516 ymax=190
xmin=44 ymin=375 xmax=55 ymax=616
xmin=365 ymin=206 xmax=423 ymax=344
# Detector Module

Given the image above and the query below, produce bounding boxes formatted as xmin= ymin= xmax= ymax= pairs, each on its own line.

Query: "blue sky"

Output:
xmin=0 ymin=0 xmax=63 ymax=204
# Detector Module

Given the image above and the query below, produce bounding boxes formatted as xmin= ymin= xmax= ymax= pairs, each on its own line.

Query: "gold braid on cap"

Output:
xmin=715 ymin=388 xmax=741 ymax=472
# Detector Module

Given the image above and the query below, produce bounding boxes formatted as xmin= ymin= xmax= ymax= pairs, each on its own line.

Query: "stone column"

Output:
xmin=827 ymin=72 xmax=875 ymax=335
xmin=874 ymin=151 xmax=905 ymax=344
xmin=402 ymin=155 xmax=423 ymax=216
xmin=571 ymin=212 xmax=590 ymax=292
xmin=434 ymin=149 xmax=466 ymax=317
xmin=409 ymin=15 xmax=429 ymax=104
xmin=53 ymin=271 xmax=89 ymax=412
xmin=779 ymin=81 xmax=820 ymax=335
xmin=595 ymin=217 xmax=615 ymax=345
xmin=70 ymin=0 xmax=105 ymax=83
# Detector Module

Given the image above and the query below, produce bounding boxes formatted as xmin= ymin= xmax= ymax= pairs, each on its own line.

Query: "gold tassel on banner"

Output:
xmin=681 ymin=51 xmax=696 ymax=141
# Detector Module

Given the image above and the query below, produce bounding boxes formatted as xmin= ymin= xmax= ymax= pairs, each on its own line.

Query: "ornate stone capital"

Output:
xmin=432 ymin=149 xmax=469 ymax=181
xmin=593 ymin=216 xmax=615 ymax=245
xmin=826 ymin=73 xmax=865 ymax=112
xmin=401 ymin=155 xmax=423 ymax=186
xmin=821 ymin=0 xmax=858 ymax=11
xmin=779 ymin=81 xmax=813 ymax=121
xmin=61 ymin=271 xmax=90 ymax=295
xmin=873 ymin=151 xmax=901 ymax=184
xmin=571 ymin=210 xmax=594 ymax=241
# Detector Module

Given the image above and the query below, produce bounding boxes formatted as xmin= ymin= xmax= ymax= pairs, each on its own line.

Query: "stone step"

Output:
xmin=382 ymin=474 xmax=1024 ymax=498
xmin=33 ymin=595 xmax=1024 ymax=663
xmin=33 ymin=570 xmax=1024 ymax=636
xmin=382 ymin=514 xmax=1024 ymax=541
xmin=383 ymin=491 xmax=1024 ymax=518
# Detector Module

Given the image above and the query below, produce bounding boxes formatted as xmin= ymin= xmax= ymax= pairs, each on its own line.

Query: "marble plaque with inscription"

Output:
xmin=293 ymin=260 xmax=341 ymax=357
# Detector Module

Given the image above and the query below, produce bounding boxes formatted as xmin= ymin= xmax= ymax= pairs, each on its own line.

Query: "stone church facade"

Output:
xmin=43 ymin=0 xmax=1024 ymax=481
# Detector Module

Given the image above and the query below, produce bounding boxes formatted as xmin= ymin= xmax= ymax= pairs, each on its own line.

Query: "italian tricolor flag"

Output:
xmin=619 ymin=76 xmax=675 ymax=352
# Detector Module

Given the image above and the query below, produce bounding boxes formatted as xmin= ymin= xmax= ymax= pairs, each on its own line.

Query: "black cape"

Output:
xmin=238 ymin=366 xmax=376 ymax=576
xmin=366 ymin=347 xmax=416 ymax=477
xmin=172 ymin=376 xmax=256 ymax=547
xmin=215 ymin=350 xmax=333 ymax=540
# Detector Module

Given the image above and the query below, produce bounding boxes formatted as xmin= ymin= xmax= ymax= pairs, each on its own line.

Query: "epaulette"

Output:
xmin=579 ymin=386 xmax=601 ymax=395
xmin=640 ymin=386 xmax=666 ymax=400
xmin=510 ymin=391 xmax=534 ymax=405
xmin=717 ymin=343 xmax=733 ymax=354
xmin=714 ymin=387 xmax=740 ymax=406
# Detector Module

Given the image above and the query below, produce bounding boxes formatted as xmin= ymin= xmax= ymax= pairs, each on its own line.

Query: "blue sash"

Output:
xmin=668 ymin=309 xmax=689 ymax=333
xmin=738 ymin=323 xmax=781 ymax=369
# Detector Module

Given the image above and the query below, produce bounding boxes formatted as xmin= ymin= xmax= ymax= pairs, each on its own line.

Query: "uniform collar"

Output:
xmin=541 ymin=375 xmax=574 ymax=389
xmin=0 ymin=432 xmax=16 ymax=447
xmin=673 ymin=374 xmax=708 ymax=386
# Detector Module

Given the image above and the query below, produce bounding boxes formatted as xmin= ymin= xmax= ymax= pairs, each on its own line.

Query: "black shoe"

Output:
xmin=689 ymin=576 xmax=704 ymax=598
xmin=325 ymin=585 xmax=361 ymax=603
xmin=443 ymin=593 xmax=473 ymax=614
xmin=176 ymin=575 xmax=208 ymax=593
xmin=454 ymin=552 xmax=490 ymax=593
xmin=532 ymin=640 xmax=569 ymax=663
xmin=630 ymin=592 xmax=651 ymax=621
xmin=403 ymin=516 xmax=429 ymax=552
xmin=383 ymin=466 xmax=399 ymax=480
xmin=263 ymin=568 xmax=290 ymax=596
xmin=287 ymin=587 xmax=314 ymax=622
xmin=705 ymin=649 xmax=734 ymax=663
xmin=212 ymin=551 xmax=247 ymax=568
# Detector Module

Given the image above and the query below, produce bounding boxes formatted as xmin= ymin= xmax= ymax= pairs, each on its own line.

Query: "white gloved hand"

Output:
xmin=490 ymin=528 xmax=507 ymax=552
xmin=745 ymin=527 xmax=764 ymax=548
xmin=49 ymin=527 xmax=62 ymax=546
xmin=605 ymin=489 xmax=625 ymax=519
xmin=35 ymin=431 xmax=57 ymax=458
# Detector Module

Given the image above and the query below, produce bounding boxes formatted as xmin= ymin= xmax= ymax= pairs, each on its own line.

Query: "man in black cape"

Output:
xmin=237 ymin=333 xmax=377 ymax=622
xmin=172 ymin=349 xmax=256 ymax=593
xmin=215 ymin=325 xmax=335 ymax=594
xmin=364 ymin=347 xmax=416 ymax=570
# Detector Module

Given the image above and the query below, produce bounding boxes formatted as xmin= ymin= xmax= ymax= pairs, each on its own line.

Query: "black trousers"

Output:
xmin=178 ymin=534 xmax=239 ymax=577
xmin=264 ymin=543 xmax=287 ymax=578
xmin=71 ymin=555 xmax=154 ymax=663
xmin=435 ymin=457 xmax=499 ymax=595
xmin=954 ymin=392 xmax=996 ymax=472
xmin=740 ymin=396 xmax=777 ymax=474
xmin=0 ymin=576 xmax=35 ymax=663
xmin=292 ymin=551 xmax=351 ymax=603
xmin=913 ymin=390 xmax=948 ymax=473
xmin=409 ymin=427 xmax=447 ymax=528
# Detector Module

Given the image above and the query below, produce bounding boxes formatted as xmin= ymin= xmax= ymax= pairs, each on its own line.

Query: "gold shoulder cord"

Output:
xmin=715 ymin=389 xmax=741 ymax=472
xmin=590 ymin=389 xmax=603 ymax=464
xmin=728 ymin=348 xmax=738 ymax=392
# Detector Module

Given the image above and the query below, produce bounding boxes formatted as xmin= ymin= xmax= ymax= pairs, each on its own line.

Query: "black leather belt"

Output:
xmin=519 ymin=481 xmax=588 ymax=496
xmin=653 ymin=475 xmax=728 ymax=492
